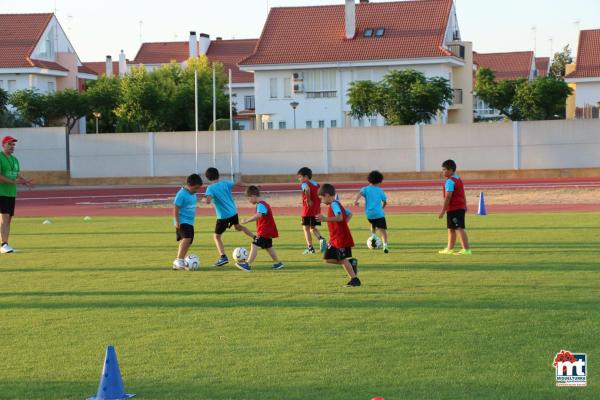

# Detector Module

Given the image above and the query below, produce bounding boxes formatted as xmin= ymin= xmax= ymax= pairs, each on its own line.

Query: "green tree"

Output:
xmin=47 ymin=89 xmax=90 ymax=132
xmin=208 ymin=119 xmax=241 ymax=131
xmin=86 ymin=76 xmax=121 ymax=133
xmin=513 ymin=77 xmax=573 ymax=120
xmin=474 ymin=68 xmax=526 ymax=120
xmin=549 ymin=45 xmax=573 ymax=79
xmin=347 ymin=69 xmax=452 ymax=125
xmin=8 ymin=89 xmax=50 ymax=126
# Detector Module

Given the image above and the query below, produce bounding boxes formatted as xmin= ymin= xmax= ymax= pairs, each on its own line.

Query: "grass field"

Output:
xmin=0 ymin=213 xmax=599 ymax=400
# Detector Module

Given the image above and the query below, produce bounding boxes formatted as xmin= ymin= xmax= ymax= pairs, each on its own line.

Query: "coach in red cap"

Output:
xmin=0 ymin=135 xmax=33 ymax=254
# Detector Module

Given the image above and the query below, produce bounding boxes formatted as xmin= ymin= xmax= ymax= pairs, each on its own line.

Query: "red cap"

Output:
xmin=2 ymin=136 xmax=17 ymax=145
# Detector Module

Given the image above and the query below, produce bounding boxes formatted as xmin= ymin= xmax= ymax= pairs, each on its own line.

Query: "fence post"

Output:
xmin=65 ymin=126 xmax=71 ymax=172
xmin=512 ymin=121 xmax=521 ymax=170
xmin=148 ymin=132 xmax=155 ymax=177
xmin=415 ymin=124 xmax=423 ymax=172
xmin=233 ymin=130 xmax=240 ymax=182
xmin=323 ymin=127 xmax=330 ymax=175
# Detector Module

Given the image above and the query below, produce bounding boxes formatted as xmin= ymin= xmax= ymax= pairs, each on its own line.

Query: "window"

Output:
xmin=304 ymin=70 xmax=337 ymax=97
xmin=269 ymin=78 xmax=278 ymax=98
xmin=318 ymin=120 xmax=325 ymax=128
xmin=283 ymin=78 xmax=292 ymax=98
xmin=363 ymin=29 xmax=374 ymax=38
xmin=8 ymin=80 xmax=17 ymax=93
xmin=330 ymin=120 xmax=337 ymax=128
xmin=0 ymin=80 xmax=3 ymax=89
xmin=47 ymin=81 xmax=55 ymax=93
xmin=244 ymin=95 xmax=255 ymax=110
xmin=267 ymin=121 xmax=274 ymax=130
xmin=279 ymin=121 xmax=287 ymax=130
xmin=375 ymin=28 xmax=385 ymax=37
xmin=306 ymin=121 xmax=312 ymax=128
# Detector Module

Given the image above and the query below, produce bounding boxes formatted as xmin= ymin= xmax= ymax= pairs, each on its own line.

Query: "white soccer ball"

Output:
xmin=185 ymin=254 xmax=200 ymax=271
xmin=366 ymin=236 xmax=382 ymax=250
xmin=232 ymin=247 xmax=248 ymax=261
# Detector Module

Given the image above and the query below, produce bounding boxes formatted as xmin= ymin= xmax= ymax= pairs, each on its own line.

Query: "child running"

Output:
xmin=438 ymin=159 xmax=472 ymax=255
xmin=297 ymin=167 xmax=327 ymax=254
xmin=172 ymin=173 xmax=203 ymax=270
xmin=353 ymin=170 xmax=389 ymax=253
xmin=203 ymin=167 xmax=254 ymax=267
xmin=238 ymin=185 xmax=284 ymax=272
xmin=316 ymin=184 xmax=361 ymax=287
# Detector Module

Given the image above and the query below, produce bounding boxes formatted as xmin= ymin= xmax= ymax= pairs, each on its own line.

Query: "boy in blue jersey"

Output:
xmin=353 ymin=170 xmax=389 ymax=253
xmin=173 ymin=173 xmax=203 ymax=270
xmin=203 ymin=167 xmax=254 ymax=267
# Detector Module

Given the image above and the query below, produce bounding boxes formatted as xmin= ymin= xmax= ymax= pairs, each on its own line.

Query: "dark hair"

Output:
xmin=187 ymin=173 xmax=203 ymax=187
xmin=317 ymin=183 xmax=336 ymax=196
xmin=367 ymin=170 xmax=384 ymax=184
xmin=245 ymin=185 xmax=260 ymax=197
xmin=205 ymin=167 xmax=220 ymax=181
xmin=297 ymin=167 xmax=313 ymax=179
xmin=442 ymin=160 xmax=457 ymax=172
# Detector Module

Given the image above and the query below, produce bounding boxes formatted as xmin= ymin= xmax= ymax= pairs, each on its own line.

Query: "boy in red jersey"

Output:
xmin=239 ymin=186 xmax=284 ymax=271
xmin=297 ymin=167 xmax=328 ymax=254
xmin=438 ymin=159 xmax=471 ymax=255
xmin=316 ymin=184 xmax=361 ymax=287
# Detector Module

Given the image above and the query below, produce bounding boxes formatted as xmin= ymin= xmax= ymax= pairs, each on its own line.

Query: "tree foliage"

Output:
xmin=48 ymin=89 xmax=90 ymax=132
xmin=347 ymin=69 xmax=453 ymax=125
xmin=549 ymin=45 xmax=573 ymax=79
xmin=8 ymin=89 xmax=50 ymax=126
xmin=86 ymin=76 xmax=121 ymax=133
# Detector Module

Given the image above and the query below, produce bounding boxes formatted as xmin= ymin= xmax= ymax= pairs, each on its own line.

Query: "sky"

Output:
xmin=0 ymin=0 xmax=597 ymax=62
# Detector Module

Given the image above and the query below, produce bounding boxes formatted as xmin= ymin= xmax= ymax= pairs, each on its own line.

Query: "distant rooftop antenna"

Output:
xmin=139 ymin=19 xmax=143 ymax=43
xmin=67 ymin=14 xmax=73 ymax=34
xmin=549 ymin=37 xmax=553 ymax=57
xmin=532 ymin=25 xmax=537 ymax=55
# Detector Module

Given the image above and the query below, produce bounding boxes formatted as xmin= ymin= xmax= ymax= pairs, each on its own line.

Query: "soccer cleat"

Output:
xmin=0 ymin=243 xmax=14 ymax=254
xmin=345 ymin=277 xmax=362 ymax=287
xmin=272 ymin=262 xmax=285 ymax=270
xmin=303 ymin=246 xmax=316 ymax=255
xmin=319 ymin=238 xmax=328 ymax=253
xmin=172 ymin=259 xmax=186 ymax=270
xmin=213 ymin=255 xmax=229 ymax=267
xmin=235 ymin=262 xmax=251 ymax=272
xmin=438 ymin=248 xmax=455 ymax=255
xmin=383 ymin=244 xmax=389 ymax=254
xmin=454 ymin=249 xmax=473 ymax=256
xmin=349 ymin=258 xmax=358 ymax=276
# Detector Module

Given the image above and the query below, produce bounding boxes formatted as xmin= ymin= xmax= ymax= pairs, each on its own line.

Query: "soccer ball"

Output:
xmin=185 ymin=254 xmax=200 ymax=271
xmin=366 ymin=236 xmax=382 ymax=250
xmin=232 ymin=247 xmax=248 ymax=261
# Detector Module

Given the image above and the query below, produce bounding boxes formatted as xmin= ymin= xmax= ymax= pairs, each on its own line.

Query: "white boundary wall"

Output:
xmin=6 ymin=120 xmax=600 ymax=178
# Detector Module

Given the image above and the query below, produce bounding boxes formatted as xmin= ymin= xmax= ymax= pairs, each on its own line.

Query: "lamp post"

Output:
xmin=290 ymin=101 xmax=299 ymax=129
xmin=92 ymin=111 xmax=101 ymax=134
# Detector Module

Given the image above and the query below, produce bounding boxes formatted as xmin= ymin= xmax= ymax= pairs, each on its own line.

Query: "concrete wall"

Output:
xmin=0 ymin=127 xmax=67 ymax=171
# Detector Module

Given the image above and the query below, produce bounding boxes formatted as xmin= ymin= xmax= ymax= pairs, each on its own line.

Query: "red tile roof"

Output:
xmin=78 ymin=64 xmax=98 ymax=75
xmin=566 ymin=29 xmax=600 ymax=79
xmin=240 ymin=0 xmax=454 ymax=66
xmin=473 ymin=51 xmax=534 ymax=80
xmin=132 ymin=39 xmax=257 ymax=83
xmin=0 ymin=13 xmax=69 ymax=71
xmin=81 ymin=61 xmax=127 ymax=76
xmin=535 ymin=57 xmax=549 ymax=77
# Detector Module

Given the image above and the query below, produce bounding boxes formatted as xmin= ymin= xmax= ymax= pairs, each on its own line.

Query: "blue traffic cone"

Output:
xmin=477 ymin=192 xmax=487 ymax=216
xmin=88 ymin=345 xmax=135 ymax=400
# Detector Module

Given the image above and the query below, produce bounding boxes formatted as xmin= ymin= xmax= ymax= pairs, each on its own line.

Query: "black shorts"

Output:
xmin=253 ymin=236 xmax=273 ymax=249
xmin=368 ymin=217 xmax=387 ymax=230
xmin=0 ymin=196 xmax=16 ymax=216
xmin=324 ymin=245 xmax=353 ymax=261
xmin=215 ymin=214 xmax=240 ymax=235
xmin=301 ymin=216 xmax=321 ymax=227
xmin=447 ymin=209 xmax=466 ymax=230
xmin=176 ymin=223 xmax=194 ymax=243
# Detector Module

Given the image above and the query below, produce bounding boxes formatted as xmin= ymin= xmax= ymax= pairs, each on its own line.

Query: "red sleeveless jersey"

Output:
xmin=302 ymin=180 xmax=321 ymax=217
xmin=327 ymin=200 xmax=354 ymax=248
xmin=256 ymin=201 xmax=279 ymax=238
xmin=443 ymin=176 xmax=467 ymax=211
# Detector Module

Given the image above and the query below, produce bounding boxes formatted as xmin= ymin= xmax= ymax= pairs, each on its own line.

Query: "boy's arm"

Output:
xmin=173 ymin=205 xmax=181 ymax=229
xmin=317 ymin=213 xmax=343 ymax=223
xmin=439 ymin=192 xmax=453 ymax=219
xmin=202 ymin=194 xmax=212 ymax=204
xmin=382 ymin=191 xmax=387 ymax=209
xmin=353 ymin=191 xmax=363 ymax=206
xmin=242 ymin=212 xmax=262 ymax=224
xmin=345 ymin=209 xmax=353 ymax=222
xmin=303 ymin=186 xmax=312 ymax=207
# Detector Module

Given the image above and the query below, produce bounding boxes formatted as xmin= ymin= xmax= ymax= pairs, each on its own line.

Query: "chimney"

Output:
xmin=189 ymin=31 xmax=198 ymax=58
xmin=118 ymin=50 xmax=126 ymax=76
xmin=359 ymin=0 xmax=368 ymax=3
xmin=105 ymin=55 xmax=113 ymax=76
xmin=345 ymin=0 xmax=356 ymax=40
xmin=199 ymin=33 xmax=211 ymax=55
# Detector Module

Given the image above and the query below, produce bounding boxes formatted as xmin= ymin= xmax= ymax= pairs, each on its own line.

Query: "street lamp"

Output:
xmin=92 ymin=111 xmax=102 ymax=134
xmin=290 ymin=101 xmax=299 ymax=129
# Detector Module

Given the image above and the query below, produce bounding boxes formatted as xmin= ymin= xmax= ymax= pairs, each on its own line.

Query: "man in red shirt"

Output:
xmin=316 ymin=184 xmax=361 ymax=287
xmin=438 ymin=159 xmax=471 ymax=255
xmin=239 ymin=186 xmax=284 ymax=271
xmin=297 ymin=167 xmax=328 ymax=254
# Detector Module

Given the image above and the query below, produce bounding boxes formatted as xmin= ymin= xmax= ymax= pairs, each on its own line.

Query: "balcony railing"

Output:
xmin=452 ymin=89 xmax=463 ymax=105
xmin=448 ymin=43 xmax=465 ymax=59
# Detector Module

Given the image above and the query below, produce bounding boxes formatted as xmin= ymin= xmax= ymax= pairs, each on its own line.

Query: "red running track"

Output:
xmin=14 ymin=177 xmax=600 ymax=217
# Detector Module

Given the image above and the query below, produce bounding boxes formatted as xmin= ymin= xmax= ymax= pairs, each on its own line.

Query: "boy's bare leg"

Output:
xmin=457 ymin=229 xmax=470 ymax=250
xmin=235 ymin=224 xmax=254 ymax=239
xmin=311 ymin=227 xmax=323 ymax=240
xmin=247 ymin=244 xmax=258 ymax=264
xmin=266 ymin=247 xmax=279 ymax=262
xmin=325 ymin=259 xmax=356 ymax=278
xmin=303 ymin=225 xmax=313 ymax=247
xmin=177 ymin=238 xmax=192 ymax=259
xmin=378 ymin=228 xmax=388 ymax=244
xmin=213 ymin=233 xmax=226 ymax=256
xmin=447 ymin=229 xmax=457 ymax=250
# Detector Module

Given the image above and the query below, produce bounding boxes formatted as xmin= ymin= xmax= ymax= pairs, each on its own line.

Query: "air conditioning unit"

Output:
xmin=293 ymin=83 xmax=304 ymax=93
xmin=293 ymin=72 xmax=303 ymax=81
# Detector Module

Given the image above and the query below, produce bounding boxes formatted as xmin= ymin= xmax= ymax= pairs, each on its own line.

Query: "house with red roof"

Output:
xmin=239 ymin=0 xmax=473 ymax=129
xmin=0 ymin=13 xmax=96 ymax=97
xmin=565 ymin=29 xmax=600 ymax=119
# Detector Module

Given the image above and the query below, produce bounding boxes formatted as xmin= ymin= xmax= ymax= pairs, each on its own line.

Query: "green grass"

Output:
xmin=0 ymin=213 xmax=599 ymax=400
